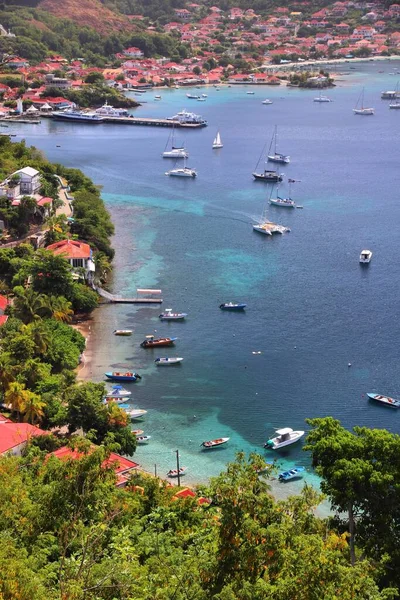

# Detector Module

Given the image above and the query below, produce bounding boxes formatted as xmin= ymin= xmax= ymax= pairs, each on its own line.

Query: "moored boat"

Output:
xmin=262 ymin=99 xmax=273 ymax=105
xmin=136 ymin=435 xmax=151 ymax=444
xmin=159 ymin=309 xmax=187 ymax=321
xmin=106 ymin=385 xmax=131 ymax=398
xmin=279 ymin=466 xmax=305 ymax=481
xmin=267 ymin=126 xmax=290 ymax=164
xmin=367 ymin=393 xmax=400 ymax=408
xmin=155 ymin=357 xmax=184 ymax=365
xmin=104 ymin=371 xmax=142 ymax=382
xmin=125 ymin=408 xmax=148 ymax=419
xmin=114 ymin=329 xmax=133 ymax=336
xmin=186 ymin=93 xmax=200 ymax=99
xmin=140 ymin=336 xmax=177 ymax=348
xmin=313 ymin=91 xmax=331 ymax=103
xmin=201 ymin=437 xmax=230 ymax=449
xmin=53 ymin=108 xmax=104 ymax=123
xmin=167 ymin=466 xmax=187 ymax=477
xmin=132 ymin=429 xmax=144 ymax=435
xmin=212 ymin=130 xmax=223 ymax=149
xmin=353 ymin=88 xmax=374 ymax=115
xmin=253 ymin=169 xmax=283 ymax=183
xmin=269 ymin=178 xmax=298 ymax=208
xmin=264 ymin=428 xmax=305 ymax=450
xmin=162 ymin=127 xmax=188 ymax=159
xmin=219 ymin=302 xmax=246 ymax=311
xmin=165 ymin=157 xmax=197 ymax=177
xmin=360 ymin=249 xmax=372 ymax=264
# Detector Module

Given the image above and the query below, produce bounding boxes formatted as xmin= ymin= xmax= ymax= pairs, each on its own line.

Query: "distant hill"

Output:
xmin=37 ymin=0 xmax=134 ymax=34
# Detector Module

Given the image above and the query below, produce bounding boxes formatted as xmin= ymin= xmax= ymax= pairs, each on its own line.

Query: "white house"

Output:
xmin=0 ymin=166 xmax=41 ymax=200
xmin=46 ymin=239 xmax=95 ymax=281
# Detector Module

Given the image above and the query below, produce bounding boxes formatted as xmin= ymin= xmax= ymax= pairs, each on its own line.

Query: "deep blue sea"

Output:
xmin=16 ymin=60 xmax=400 ymax=497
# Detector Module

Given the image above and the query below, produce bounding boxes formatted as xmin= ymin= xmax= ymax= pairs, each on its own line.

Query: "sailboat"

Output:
xmin=269 ymin=179 xmax=297 ymax=208
xmin=253 ymin=187 xmax=291 ymax=235
xmin=253 ymin=140 xmax=283 ymax=182
xmin=165 ymin=156 xmax=197 ymax=178
xmin=267 ymin=126 xmax=290 ymax=164
xmin=353 ymin=88 xmax=374 ymax=115
xmin=313 ymin=90 xmax=331 ymax=103
xmin=389 ymin=82 xmax=400 ymax=109
xmin=212 ymin=130 xmax=223 ymax=149
xmin=162 ymin=126 xmax=188 ymax=158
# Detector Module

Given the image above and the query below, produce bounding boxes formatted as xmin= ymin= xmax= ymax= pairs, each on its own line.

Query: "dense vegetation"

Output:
xmin=0 ymin=137 xmax=136 ymax=454
xmin=0 ymin=449 xmax=393 ymax=600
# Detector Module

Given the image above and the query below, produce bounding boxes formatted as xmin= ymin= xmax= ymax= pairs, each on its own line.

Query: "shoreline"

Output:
xmin=73 ymin=315 xmax=95 ymax=381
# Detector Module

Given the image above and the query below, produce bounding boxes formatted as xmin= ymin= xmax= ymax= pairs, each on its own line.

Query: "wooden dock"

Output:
xmin=95 ymin=285 xmax=163 ymax=304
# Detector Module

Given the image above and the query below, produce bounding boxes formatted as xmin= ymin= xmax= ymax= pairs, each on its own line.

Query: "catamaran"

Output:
xmin=313 ymin=91 xmax=332 ymax=103
xmin=353 ymin=88 xmax=374 ymax=115
xmin=212 ymin=130 xmax=223 ymax=149
xmin=162 ymin=126 xmax=188 ymax=159
xmin=253 ymin=188 xmax=291 ymax=235
xmin=269 ymin=179 xmax=298 ymax=208
xmin=165 ymin=156 xmax=197 ymax=178
xmin=267 ymin=125 xmax=290 ymax=164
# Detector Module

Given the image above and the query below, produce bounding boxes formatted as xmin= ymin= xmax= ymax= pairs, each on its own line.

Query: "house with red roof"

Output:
xmin=46 ymin=239 xmax=95 ymax=281
xmin=0 ymin=294 xmax=8 ymax=327
xmin=0 ymin=416 xmax=46 ymax=455
xmin=50 ymin=446 xmax=139 ymax=487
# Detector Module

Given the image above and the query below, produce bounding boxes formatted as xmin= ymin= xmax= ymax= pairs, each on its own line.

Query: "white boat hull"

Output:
xmin=163 ymin=150 xmax=188 ymax=159
xmin=353 ymin=108 xmax=374 ymax=115
xmin=212 ymin=144 xmax=223 ymax=149
xmin=266 ymin=430 xmax=305 ymax=450
xmin=268 ymin=154 xmax=290 ymax=164
xmin=155 ymin=357 xmax=183 ymax=365
xmin=270 ymin=199 xmax=295 ymax=208
xmin=166 ymin=169 xmax=197 ymax=178
xmin=253 ymin=224 xmax=272 ymax=235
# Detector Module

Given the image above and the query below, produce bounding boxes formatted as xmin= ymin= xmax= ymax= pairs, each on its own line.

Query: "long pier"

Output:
xmin=95 ymin=285 xmax=163 ymax=304
xmin=93 ymin=116 xmax=205 ymax=128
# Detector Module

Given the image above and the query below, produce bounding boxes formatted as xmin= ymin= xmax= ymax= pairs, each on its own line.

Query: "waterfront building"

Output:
xmin=46 ymin=239 xmax=95 ymax=282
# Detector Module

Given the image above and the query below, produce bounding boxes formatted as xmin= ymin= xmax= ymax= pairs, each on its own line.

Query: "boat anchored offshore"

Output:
xmin=124 ymin=408 xmax=148 ymax=419
xmin=279 ymin=466 xmax=305 ymax=481
xmin=313 ymin=91 xmax=332 ymax=103
xmin=367 ymin=393 xmax=400 ymax=408
xmin=105 ymin=385 xmax=132 ymax=398
xmin=253 ymin=189 xmax=291 ymax=235
xmin=212 ymin=130 xmax=223 ymax=149
xmin=219 ymin=302 xmax=246 ymax=311
xmin=262 ymin=99 xmax=273 ymax=105
xmin=201 ymin=437 xmax=230 ymax=449
xmin=140 ymin=335 xmax=177 ymax=348
xmin=136 ymin=435 xmax=151 ymax=444
xmin=155 ymin=357 xmax=183 ymax=365
xmin=360 ymin=249 xmax=372 ymax=264
xmin=353 ymin=87 xmax=374 ymax=115
xmin=114 ymin=329 xmax=133 ymax=336
xmin=104 ymin=371 xmax=142 ymax=382
xmin=165 ymin=157 xmax=197 ymax=178
xmin=264 ymin=428 xmax=305 ymax=450
xmin=159 ymin=309 xmax=187 ymax=321
xmin=269 ymin=179 xmax=298 ymax=208
xmin=167 ymin=466 xmax=187 ymax=477
xmin=267 ymin=125 xmax=290 ymax=164
xmin=162 ymin=126 xmax=188 ymax=159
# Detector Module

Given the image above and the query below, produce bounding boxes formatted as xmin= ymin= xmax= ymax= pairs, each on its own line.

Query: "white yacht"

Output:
xmin=167 ymin=109 xmax=207 ymax=127
xmin=264 ymin=428 xmax=305 ymax=450
xmin=313 ymin=91 xmax=331 ymax=103
xmin=267 ymin=126 xmax=290 ymax=164
xmin=165 ymin=158 xmax=197 ymax=178
xmin=95 ymin=101 xmax=128 ymax=116
xmin=162 ymin=127 xmax=188 ymax=159
xmin=353 ymin=88 xmax=374 ymax=115
xmin=262 ymin=99 xmax=273 ymax=105
xmin=212 ymin=130 xmax=223 ymax=149
xmin=360 ymin=249 xmax=372 ymax=264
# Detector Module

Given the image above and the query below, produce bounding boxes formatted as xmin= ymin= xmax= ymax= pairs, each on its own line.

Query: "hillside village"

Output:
xmin=0 ymin=0 xmax=399 ymax=109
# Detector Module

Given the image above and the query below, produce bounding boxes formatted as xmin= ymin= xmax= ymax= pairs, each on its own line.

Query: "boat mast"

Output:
xmin=274 ymin=125 xmax=278 ymax=154
xmin=254 ymin=140 xmax=267 ymax=171
xmin=175 ymin=449 xmax=181 ymax=486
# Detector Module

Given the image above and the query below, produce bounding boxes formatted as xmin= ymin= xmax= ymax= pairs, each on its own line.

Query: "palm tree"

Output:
xmin=0 ymin=352 xmax=16 ymax=393
xmin=106 ymin=402 xmax=128 ymax=427
xmin=0 ymin=279 xmax=10 ymax=299
xmin=5 ymin=381 xmax=28 ymax=418
xmin=24 ymin=322 xmax=51 ymax=355
xmin=22 ymin=391 xmax=45 ymax=425
xmin=43 ymin=215 xmax=68 ymax=246
xmin=44 ymin=295 xmax=74 ymax=323
xmin=94 ymin=252 xmax=112 ymax=284
xmin=13 ymin=287 xmax=50 ymax=324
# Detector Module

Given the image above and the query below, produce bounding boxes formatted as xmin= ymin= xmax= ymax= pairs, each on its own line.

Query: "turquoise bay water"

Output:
xmin=18 ymin=60 xmax=400 ymax=498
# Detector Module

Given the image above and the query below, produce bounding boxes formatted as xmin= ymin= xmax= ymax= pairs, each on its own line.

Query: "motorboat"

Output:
xmin=159 ymin=309 xmax=187 ymax=321
xmin=106 ymin=385 xmax=132 ymax=398
xmin=279 ymin=466 xmax=305 ymax=481
xmin=95 ymin=102 xmax=128 ymax=116
xmin=167 ymin=109 xmax=207 ymax=127
xmin=313 ymin=91 xmax=331 ymax=103
xmin=165 ymin=157 xmax=197 ymax=178
xmin=154 ymin=95 xmax=161 ymax=100
xmin=140 ymin=336 xmax=177 ymax=348
xmin=262 ymin=99 xmax=273 ymax=105
xmin=53 ymin=109 xmax=104 ymax=123
xmin=167 ymin=466 xmax=187 ymax=477
xmin=219 ymin=302 xmax=246 ymax=311
xmin=124 ymin=408 xmax=148 ymax=419
xmin=201 ymin=437 xmax=230 ymax=449
xmin=132 ymin=429 xmax=144 ymax=435
xmin=381 ymin=90 xmax=398 ymax=99
xmin=367 ymin=393 xmax=400 ymax=408
xmin=155 ymin=357 xmax=184 ymax=365
xmin=201 ymin=94 xmax=207 ymax=98
xmin=114 ymin=329 xmax=132 ymax=336
xmin=353 ymin=88 xmax=374 ymax=115
xmin=252 ymin=169 xmax=283 ymax=183
xmin=212 ymin=130 xmax=223 ymax=149
xmin=197 ymin=97 xmax=206 ymax=101
xmin=186 ymin=93 xmax=200 ymax=99
xmin=267 ymin=126 xmax=290 ymax=164
xmin=136 ymin=435 xmax=151 ymax=444
xmin=359 ymin=249 xmax=372 ymax=264
xmin=104 ymin=371 xmax=142 ymax=382
xmin=246 ymin=91 xmax=255 ymax=95
xmin=264 ymin=428 xmax=305 ymax=450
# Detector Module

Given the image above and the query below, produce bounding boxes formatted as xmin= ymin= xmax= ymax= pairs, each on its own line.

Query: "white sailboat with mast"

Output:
xmin=253 ymin=139 xmax=283 ymax=182
xmin=389 ymin=82 xmax=400 ymax=109
xmin=212 ymin=130 xmax=223 ymax=149
xmin=253 ymin=187 xmax=291 ymax=235
xmin=165 ymin=156 xmax=197 ymax=178
xmin=353 ymin=87 xmax=374 ymax=115
xmin=267 ymin=125 xmax=290 ymax=164
xmin=162 ymin=126 xmax=188 ymax=158
xmin=269 ymin=178 xmax=298 ymax=208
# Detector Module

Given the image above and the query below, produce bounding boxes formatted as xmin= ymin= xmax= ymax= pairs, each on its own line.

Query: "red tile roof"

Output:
xmin=0 ymin=316 xmax=8 ymax=326
xmin=46 ymin=239 xmax=91 ymax=259
xmin=50 ymin=446 xmax=139 ymax=477
xmin=0 ymin=422 xmax=46 ymax=454
xmin=0 ymin=295 xmax=8 ymax=312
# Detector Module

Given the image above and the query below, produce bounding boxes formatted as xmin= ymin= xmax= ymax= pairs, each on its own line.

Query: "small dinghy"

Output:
xmin=278 ymin=466 xmax=305 ymax=482
xmin=159 ymin=309 xmax=187 ymax=321
xmin=155 ymin=357 xmax=183 ymax=365
xmin=167 ymin=466 xmax=187 ymax=478
xmin=106 ymin=385 xmax=131 ymax=398
xmin=136 ymin=435 xmax=151 ymax=444
xmin=219 ymin=302 xmax=246 ymax=311
xmin=367 ymin=393 xmax=400 ymax=408
xmin=114 ymin=329 xmax=132 ymax=336
xmin=141 ymin=336 xmax=177 ymax=348
xmin=124 ymin=408 xmax=148 ymax=419
xmin=104 ymin=371 xmax=141 ymax=382
xmin=132 ymin=429 xmax=144 ymax=436
xmin=201 ymin=437 xmax=230 ymax=449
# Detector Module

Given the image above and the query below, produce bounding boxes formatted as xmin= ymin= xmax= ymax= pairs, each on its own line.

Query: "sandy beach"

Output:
xmin=73 ymin=315 xmax=95 ymax=381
